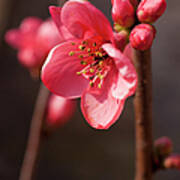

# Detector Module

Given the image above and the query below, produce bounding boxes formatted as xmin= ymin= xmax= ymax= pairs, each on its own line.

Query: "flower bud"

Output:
xmin=130 ymin=24 xmax=156 ymax=51
xmin=112 ymin=0 xmax=135 ymax=28
xmin=154 ymin=137 xmax=173 ymax=157
xmin=164 ymin=155 xmax=180 ymax=170
xmin=137 ymin=0 xmax=167 ymax=23
xmin=46 ymin=95 xmax=75 ymax=129
xmin=113 ymin=30 xmax=129 ymax=51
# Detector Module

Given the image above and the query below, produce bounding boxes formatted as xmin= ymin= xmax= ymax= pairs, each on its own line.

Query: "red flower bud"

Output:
xmin=164 ymin=155 xmax=180 ymax=170
xmin=46 ymin=95 xmax=75 ymax=129
xmin=137 ymin=0 xmax=167 ymax=23
xmin=113 ymin=30 xmax=129 ymax=51
xmin=112 ymin=0 xmax=135 ymax=28
xmin=130 ymin=24 xmax=156 ymax=51
xmin=154 ymin=137 xmax=173 ymax=157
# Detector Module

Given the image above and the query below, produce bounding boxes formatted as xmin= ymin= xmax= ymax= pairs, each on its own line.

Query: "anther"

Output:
xmin=69 ymin=51 xmax=75 ymax=56
xmin=76 ymin=72 xmax=81 ymax=75
xmin=93 ymin=42 xmax=97 ymax=47
xmin=82 ymin=41 xmax=88 ymax=45
xmin=99 ymin=61 xmax=103 ymax=66
xmin=87 ymin=48 xmax=91 ymax=53
xmin=98 ymin=84 xmax=102 ymax=88
xmin=81 ymin=61 xmax=87 ymax=65
xmin=89 ymin=82 xmax=94 ymax=87
xmin=79 ymin=45 xmax=86 ymax=50
xmin=90 ymin=68 xmax=95 ymax=73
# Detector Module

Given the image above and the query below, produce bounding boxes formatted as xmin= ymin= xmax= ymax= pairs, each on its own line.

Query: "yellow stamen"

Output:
xmin=69 ymin=51 xmax=75 ymax=56
xmin=79 ymin=45 xmax=85 ymax=50
xmin=90 ymin=68 xmax=94 ymax=73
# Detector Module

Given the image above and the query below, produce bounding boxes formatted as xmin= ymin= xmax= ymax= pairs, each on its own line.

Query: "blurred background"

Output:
xmin=0 ymin=0 xmax=180 ymax=179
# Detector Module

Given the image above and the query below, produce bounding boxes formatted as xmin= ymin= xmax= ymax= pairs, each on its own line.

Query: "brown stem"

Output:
xmin=133 ymin=49 xmax=153 ymax=180
xmin=19 ymin=83 xmax=50 ymax=180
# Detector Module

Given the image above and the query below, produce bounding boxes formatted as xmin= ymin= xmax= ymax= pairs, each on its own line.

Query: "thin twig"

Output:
xmin=133 ymin=49 xmax=153 ymax=180
xmin=19 ymin=84 xmax=50 ymax=180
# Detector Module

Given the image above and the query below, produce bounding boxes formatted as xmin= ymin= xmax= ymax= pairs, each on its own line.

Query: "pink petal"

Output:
xmin=102 ymin=43 xmax=137 ymax=99
xmin=5 ymin=29 xmax=21 ymax=49
xmin=41 ymin=40 xmax=89 ymax=99
xmin=123 ymin=43 xmax=133 ymax=62
xmin=61 ymin=0 xmax=113 ymax=41
xmin=49 ymin=6 xmax=62 ymax=30
xmin=81 ymin=67 xmax=125 ymax=129
xmin=49 ymin=6 xmax=75 ymax=40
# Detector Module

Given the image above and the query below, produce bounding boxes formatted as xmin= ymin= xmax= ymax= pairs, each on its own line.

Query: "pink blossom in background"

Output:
xmin=164 ymin=154 xmax=180 ymax=170
xmin=46 ymin=94 xmax=75 ymax=128
xmin=41 ymin=0 xmax=137 ymax=129
xmin=5 ymin=16 xmax=72 ymax=72
xmin=5 ymin=16 xmax=76 ymax=128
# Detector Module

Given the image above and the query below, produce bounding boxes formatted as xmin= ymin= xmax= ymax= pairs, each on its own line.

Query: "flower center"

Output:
xmin=69 ymin=36 xmax=112 ymax=88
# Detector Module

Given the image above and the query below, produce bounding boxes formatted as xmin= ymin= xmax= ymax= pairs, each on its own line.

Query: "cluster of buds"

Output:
xmin=111 ymin=0 xmax=166 ymax=51
xmin=153 ymin=137 xmax=180 ymax=171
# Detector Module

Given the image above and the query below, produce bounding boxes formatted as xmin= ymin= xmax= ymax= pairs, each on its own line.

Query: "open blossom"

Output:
xmin=42 ymin=0 xmax=137 ymax=129
xmin=46 ymin=95 xmax=75 ymax=128
xmin=5 ymin=16 xmax=72 ymax=71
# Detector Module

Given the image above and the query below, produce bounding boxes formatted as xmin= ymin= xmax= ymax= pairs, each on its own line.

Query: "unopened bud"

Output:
xmin=130 ymin=24 xmax=156 ymax=51
xmin=164 ymin=155 xmax=180 ymax=170
xmin=112 ymin=0 xmax=135 ymax=28
xmin=137 ymin=0 xmax=167 ymax=23
xmin=154 ymin=137 xmax=173 ymax=157
xmin=113 ymin=30 xmax=129 ymax=51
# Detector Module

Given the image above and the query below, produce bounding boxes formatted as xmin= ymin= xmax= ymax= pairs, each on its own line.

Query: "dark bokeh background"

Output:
xmin=0 ymin=0 xmax=180 ymax=179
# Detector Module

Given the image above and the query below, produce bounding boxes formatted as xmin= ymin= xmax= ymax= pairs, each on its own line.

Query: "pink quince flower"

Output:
xmin=5 ymin=16 xmax=72 ymax=72
xmin=41 ymin=0 xmax=137 ymax=129
xmin=46 ymin=94 xmax=75 ymax=128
